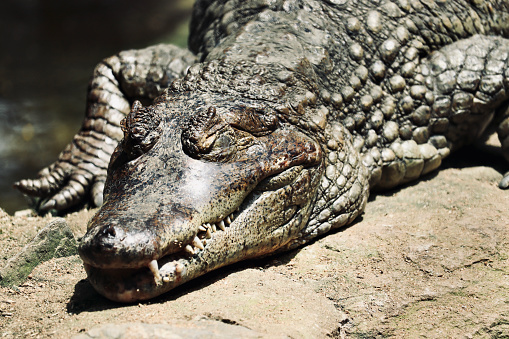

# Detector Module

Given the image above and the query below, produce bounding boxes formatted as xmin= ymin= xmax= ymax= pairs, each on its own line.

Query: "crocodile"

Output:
xmin=14 ymin=0 xmax=509 ymax=302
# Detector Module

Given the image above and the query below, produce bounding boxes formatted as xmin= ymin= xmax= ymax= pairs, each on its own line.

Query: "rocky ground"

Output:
xmin=0 ymin=148 xmax=508 ymax=338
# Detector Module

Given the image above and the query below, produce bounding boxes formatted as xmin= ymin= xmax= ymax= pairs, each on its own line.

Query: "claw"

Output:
xmin=14 ymin=178 xmax=47 ymax=195
xmin=14 ymin=163 xmax=68 ymax=196
xmin=92 ymin=179 xmax=105 ymax=207
xmin=37 ymin=178 xmax=89 ymax=211
xmin=40 ymin=199 xmax=56 ymax=211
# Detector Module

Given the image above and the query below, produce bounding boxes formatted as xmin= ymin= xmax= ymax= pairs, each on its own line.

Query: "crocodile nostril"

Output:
xmin=101 ymin=225 xmax=116 ymax=238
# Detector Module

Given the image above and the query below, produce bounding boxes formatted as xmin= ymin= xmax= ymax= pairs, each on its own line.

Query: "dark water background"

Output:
xmin=0 ymin=0 xmax=193 ymax=214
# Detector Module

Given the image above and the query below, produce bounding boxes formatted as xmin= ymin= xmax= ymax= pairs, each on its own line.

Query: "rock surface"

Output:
xmin=72 ymin=320 xmax=261 ymax=339
xmin=0 ymin=157 xmax=508 ymax=338
xmin=0 ymin=217 xmax=77 ymax=287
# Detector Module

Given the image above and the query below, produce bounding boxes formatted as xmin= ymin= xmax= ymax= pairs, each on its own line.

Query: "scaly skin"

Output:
xmin=15 ymin=0 xmax=509 ymax=301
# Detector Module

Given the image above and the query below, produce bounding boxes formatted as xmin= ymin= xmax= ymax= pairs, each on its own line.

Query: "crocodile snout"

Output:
xmin=79 ymin=221 xmax=160 ymax=269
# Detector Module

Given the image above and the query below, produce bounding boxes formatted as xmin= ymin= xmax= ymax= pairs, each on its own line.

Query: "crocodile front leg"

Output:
xmin=353 ymin=35 xmax=509 ymax=191
xmin=14 ymin=44 xmax=197 ymax=212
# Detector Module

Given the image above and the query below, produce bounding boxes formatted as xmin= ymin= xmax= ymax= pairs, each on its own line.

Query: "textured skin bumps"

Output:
xmin=14 ymin=0 xmax=509 ymax=301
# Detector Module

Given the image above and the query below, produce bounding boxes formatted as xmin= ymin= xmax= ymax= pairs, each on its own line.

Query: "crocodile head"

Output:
xmin=78 ymin=93 xmax=325 ymax=302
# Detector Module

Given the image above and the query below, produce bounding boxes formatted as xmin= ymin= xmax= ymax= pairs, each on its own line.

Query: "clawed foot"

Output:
xmin=14 ymin=171 xmax=105 ymax=213
xmin=14 ymin=131 xmax=116 ymax=213
xmin=14 ymin=161 xmax=106 ymax=212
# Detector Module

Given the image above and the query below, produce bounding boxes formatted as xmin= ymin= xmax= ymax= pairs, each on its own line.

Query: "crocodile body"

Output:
xmin=15 ymin=0 xmax=509 ymax=302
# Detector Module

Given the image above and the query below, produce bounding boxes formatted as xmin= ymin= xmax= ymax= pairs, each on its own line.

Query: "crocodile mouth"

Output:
xmin=137 ymin=208 xmax=243 ymax=283
xmin=81 ymin=165 xmax=312 ymax=303
xmin=82 ymin=208 xmax=242 ymax=302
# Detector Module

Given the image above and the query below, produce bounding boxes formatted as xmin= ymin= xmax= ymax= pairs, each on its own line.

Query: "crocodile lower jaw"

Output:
xmin=83 ymin=257 xmax=189 ymax=303
xmin=82 ymin=210 xmax=240 ymax=302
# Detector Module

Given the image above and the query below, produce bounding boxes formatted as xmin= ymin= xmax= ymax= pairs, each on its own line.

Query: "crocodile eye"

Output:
xmin=121 ymin=101 xmax=161 ymax=160
xmin=206 ymin=130 xmax=237 ymax=161
xmin=182 ymin=106 xmax=238 ymax=162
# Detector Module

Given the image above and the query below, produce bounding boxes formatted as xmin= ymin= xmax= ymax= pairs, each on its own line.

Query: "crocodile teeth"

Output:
xmin=217 ymin=220 xmax=226 ymax=231
xmin=196 ymin=212 xmax=238 ymax=249
xmin=192 ymin=236 xmax=204 ymax=250
xmin=148 ymin=260 xmax=162 ymax=285
xmin=161 ymin=262 xmax=185 ymax=283
xmin=185 ymin=244 xmax=195 ymax=255
xmin=175 ymin=263 xmax=184 ymax=273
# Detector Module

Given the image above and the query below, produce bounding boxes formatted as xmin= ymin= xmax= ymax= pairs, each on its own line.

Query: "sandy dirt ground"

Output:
xmin=1 ymin=150 xmax=508 ymax=338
